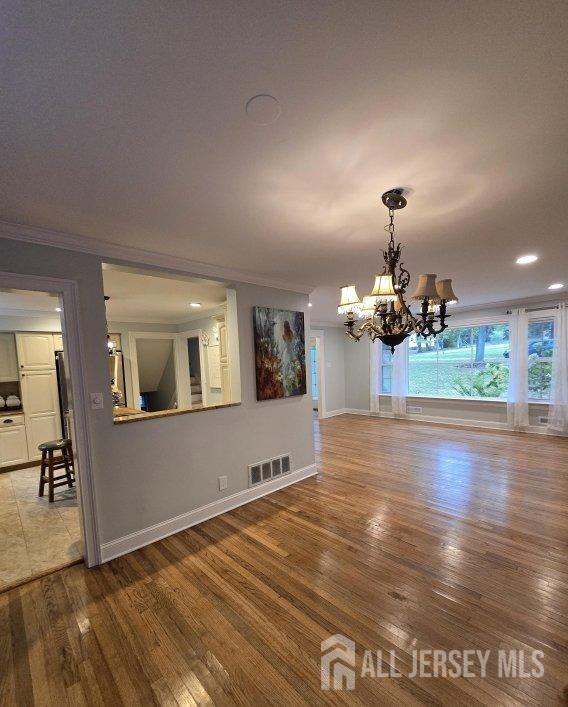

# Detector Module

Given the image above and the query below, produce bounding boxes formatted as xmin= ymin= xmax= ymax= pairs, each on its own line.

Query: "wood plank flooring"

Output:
xmin=2 ymin=415 xmax=568 ymax=705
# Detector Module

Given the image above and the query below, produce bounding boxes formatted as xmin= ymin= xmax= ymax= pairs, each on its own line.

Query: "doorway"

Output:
xmin=0 ymin=287 xmax=86 ymax=589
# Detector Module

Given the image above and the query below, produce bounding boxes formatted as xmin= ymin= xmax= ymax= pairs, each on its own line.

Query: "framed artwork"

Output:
xmin=253 ymin=307 xmax=306 ymax=400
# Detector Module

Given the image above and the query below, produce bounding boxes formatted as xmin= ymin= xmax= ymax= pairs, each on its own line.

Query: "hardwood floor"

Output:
xmin=2 ymin=415 xmax=568 ymax=705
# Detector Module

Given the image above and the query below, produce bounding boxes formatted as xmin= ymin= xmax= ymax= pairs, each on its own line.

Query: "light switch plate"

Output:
xmin=218 ymin=475 xmax=228 ymax=491
xmin=90 ymin=392 xmax=104 ymax=410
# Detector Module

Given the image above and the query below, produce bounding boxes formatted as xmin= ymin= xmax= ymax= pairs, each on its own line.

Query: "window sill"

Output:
xmin=113 ymin=402 xmax=241 ymax=425
xmin=379 ymin=394 xmax=550 ymax=405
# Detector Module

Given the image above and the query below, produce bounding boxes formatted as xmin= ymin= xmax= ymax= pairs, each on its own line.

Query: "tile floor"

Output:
xmin=0 ymin=466 xmax=82 ymax=590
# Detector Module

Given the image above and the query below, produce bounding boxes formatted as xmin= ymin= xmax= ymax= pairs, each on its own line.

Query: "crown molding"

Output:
xmin=0 ymin=220 xmax=315 ymax=295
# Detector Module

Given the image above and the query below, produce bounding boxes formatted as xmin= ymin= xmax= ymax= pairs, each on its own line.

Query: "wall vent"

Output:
xmin=248 ymin=453 xmax=292 ymax=487
xmin=407 ymin=406 xmax=422 ymax=414
xmin=539 ymin=416 xmax=549 ymax=425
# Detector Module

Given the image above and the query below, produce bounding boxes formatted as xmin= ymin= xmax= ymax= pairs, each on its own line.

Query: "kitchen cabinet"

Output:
xmin=0 ymin=333 xmax=18 ymax=382
xmin=20 ymin=370 xmax=61 ymax=460
xmin=53 ymin=333 xmax=64 ymax=351
xmin=16 ymin=333 xmax=55 ymax=370
xmin=0 ymin=416 xmax=28 ymax=467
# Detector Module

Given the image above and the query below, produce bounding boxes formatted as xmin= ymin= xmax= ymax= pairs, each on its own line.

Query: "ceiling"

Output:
xmin=102 ymin=266 xmax=227 ymax=323
xmin=2 ymin=1 xmax=567 ymax=324
xmin=0 ymin=270 xmax=227 ymax=324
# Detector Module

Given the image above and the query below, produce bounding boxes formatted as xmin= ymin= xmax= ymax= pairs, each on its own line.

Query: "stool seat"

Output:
xmin=38 ymin=438 xmax=71 ymax=452
xmin=38 ymin=438 xmax=74 ymax=502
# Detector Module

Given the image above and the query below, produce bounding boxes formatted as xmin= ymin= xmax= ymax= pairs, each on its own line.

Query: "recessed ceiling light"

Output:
xmin=308 ymin=303 xmax=312 ymax=307
xmin=189 ymin=302 xmax=201 ymax=308
xmin=516 ymin=254 xmax=538 ymax=265
xmin=55 ymin=307 xmax=62 ymax=312
xmin=548 ymin=283 xmax=564 ymax=290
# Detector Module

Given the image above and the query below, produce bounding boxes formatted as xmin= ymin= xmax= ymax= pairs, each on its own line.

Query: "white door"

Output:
xmin=0 ymin=424 xmax=29 ymax=466
xmin=0 ymin=334 xmax=18 ymax=382
xmin=16 ymin=333 xmax=55 ymax=370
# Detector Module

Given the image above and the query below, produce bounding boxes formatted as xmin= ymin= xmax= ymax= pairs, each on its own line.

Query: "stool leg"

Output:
xmin=64 ymin=448 xmax=73 ymax=488
xmin=48 ymin=450 xmax=55 ymax=503
xmin=38 ymin=451 xmax=46 ymax=497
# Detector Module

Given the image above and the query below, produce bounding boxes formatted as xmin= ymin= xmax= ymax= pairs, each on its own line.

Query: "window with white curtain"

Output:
xmin=407 ymin=324 xmax=510 ymax=399
xmin=380 ymin=344 xmax=393 ymax=394
xmin=527 ymin=319 xmax=554 ymax=401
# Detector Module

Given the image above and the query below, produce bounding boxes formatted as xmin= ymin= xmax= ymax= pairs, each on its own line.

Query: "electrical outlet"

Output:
xmin=218 ymin=475 xmax=228 ymax=491
xmin=90 ymin=392 xmax=104 ymax=410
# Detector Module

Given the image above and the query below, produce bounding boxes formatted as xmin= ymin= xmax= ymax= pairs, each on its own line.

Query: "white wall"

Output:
xmin=0 ymin=237 xmax=315 ymax=549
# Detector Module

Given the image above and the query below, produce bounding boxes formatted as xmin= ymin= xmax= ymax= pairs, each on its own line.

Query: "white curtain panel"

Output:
xmin=507 ymin=308 xmax=529 ymax=430
xmin=391 ymin=337 xmax=409 ymax=417
xmin=369 ymin=339 xmax=380 ymax=413
xmin=549 ymin=303 xmax=568 ymax=434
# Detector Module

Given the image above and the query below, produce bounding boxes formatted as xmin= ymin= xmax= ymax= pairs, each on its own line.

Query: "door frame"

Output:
xmin=0 ymin=271 xmax=100 ymax=567
xmin=309 ymin=329 xmax=326 ymax=419
xmin=178 ymin=329 xmax=207 ymax=407
xmin=128 ymin=331 xmax=190 ymax=410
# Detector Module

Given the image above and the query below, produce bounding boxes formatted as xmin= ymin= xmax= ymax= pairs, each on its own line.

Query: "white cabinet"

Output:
xmin=20 ymin=370 xmax=60 ymax=415
xmin=53 ymin=333 xmax=64 ymax=351
xmin=0 ymin=333 xmax=19 ymax=382
xmin=20 ymin=370 xmax=61 ymax=460
xmin=25 ymin=414 xmax=61 ymax=460
xmin=0 ymin=417 xmax=28 ymax=467
xmin=16 ymin=333 xmax=55 ymax=370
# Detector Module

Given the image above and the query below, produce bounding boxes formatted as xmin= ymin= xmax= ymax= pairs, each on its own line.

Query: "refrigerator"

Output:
xmin=55 ymin=350 xmax=71 ymax=438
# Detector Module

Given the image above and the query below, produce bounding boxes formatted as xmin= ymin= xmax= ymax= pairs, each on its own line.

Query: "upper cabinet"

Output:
xmin=0 ymin=333 xmax=18 ymax=381
xmin=16 ymin=333 xmax=55 ymax=370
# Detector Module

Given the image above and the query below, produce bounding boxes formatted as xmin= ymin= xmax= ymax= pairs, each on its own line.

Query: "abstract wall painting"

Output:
xmin=253 ymin=307 xmax=306 ymax=400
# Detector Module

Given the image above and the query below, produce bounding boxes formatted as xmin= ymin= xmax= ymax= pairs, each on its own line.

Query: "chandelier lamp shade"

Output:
xmin=337 ymin=189 xmax=458 ymax=352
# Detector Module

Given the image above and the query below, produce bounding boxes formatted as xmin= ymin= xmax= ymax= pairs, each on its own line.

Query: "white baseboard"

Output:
xmin=322 ymin=408 xmax=347 ymax=418
xmin=344 ymin=408 xmax=372 ymax=416
xmin=100 ymin=463 xmax=317 ymax=563
xmin=365 ymin=411 xmax=564 ymax=436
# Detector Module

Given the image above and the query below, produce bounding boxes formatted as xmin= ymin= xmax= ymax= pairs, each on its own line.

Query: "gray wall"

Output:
xmin=0 ymin=237 xmax=315 ymax=545
xmin=344 ymin=335 xmax=370 ymax=411
xmin=316 ymin=326 xmax=345 ymax=413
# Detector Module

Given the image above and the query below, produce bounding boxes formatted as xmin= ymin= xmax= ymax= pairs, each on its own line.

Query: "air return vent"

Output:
xmin=407 ymin=406 xmax=422 ymax=414
xmin=248 ymin=453 xmax=292 ymax=487
xmin=539 ymin=416 xmax=549 ymax=425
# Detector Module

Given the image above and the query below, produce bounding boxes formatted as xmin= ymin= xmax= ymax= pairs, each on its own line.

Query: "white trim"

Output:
xmin=0 ymin=271 xmax=100 ymax=566
xmin=0 ymin=220 xmax=314 ymax=295
xmin=178 ymin=328 xmax=207 ymax=407
xmin=323 ymin=408 xmax=347 ymax=418
xmin=100 ymin=462 xmax=317 ymax=562
xmin=128 ymin=331 xmax=190 ymax=410
xmin=370 ymin=410 xmax=566 ymax=436
xmin=344 ymin=408 xmax=372 ymax=416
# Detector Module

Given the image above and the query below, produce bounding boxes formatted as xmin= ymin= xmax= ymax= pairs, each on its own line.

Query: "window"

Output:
xmin=380 ymin=344 xmax=393 ymax=394
xmin=408 ymin=324 xmax=510 ymax=399
xmin=310 ymin=344 xmax=318 ymax=400
xmin=528 ymin=319 xmax=554 ymax=400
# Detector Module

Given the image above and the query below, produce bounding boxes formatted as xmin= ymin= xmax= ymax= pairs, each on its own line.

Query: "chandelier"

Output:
xmin=338 ymin=189 xmax=458 ymax=352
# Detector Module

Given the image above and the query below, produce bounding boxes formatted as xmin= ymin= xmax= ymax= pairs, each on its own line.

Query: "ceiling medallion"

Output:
xmin=337 ymin=189 xmax=458 ymax=352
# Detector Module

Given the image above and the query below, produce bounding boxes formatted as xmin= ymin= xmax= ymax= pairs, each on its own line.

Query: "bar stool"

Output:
xmin=38 ymin=439 xmax=74 ymax=503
